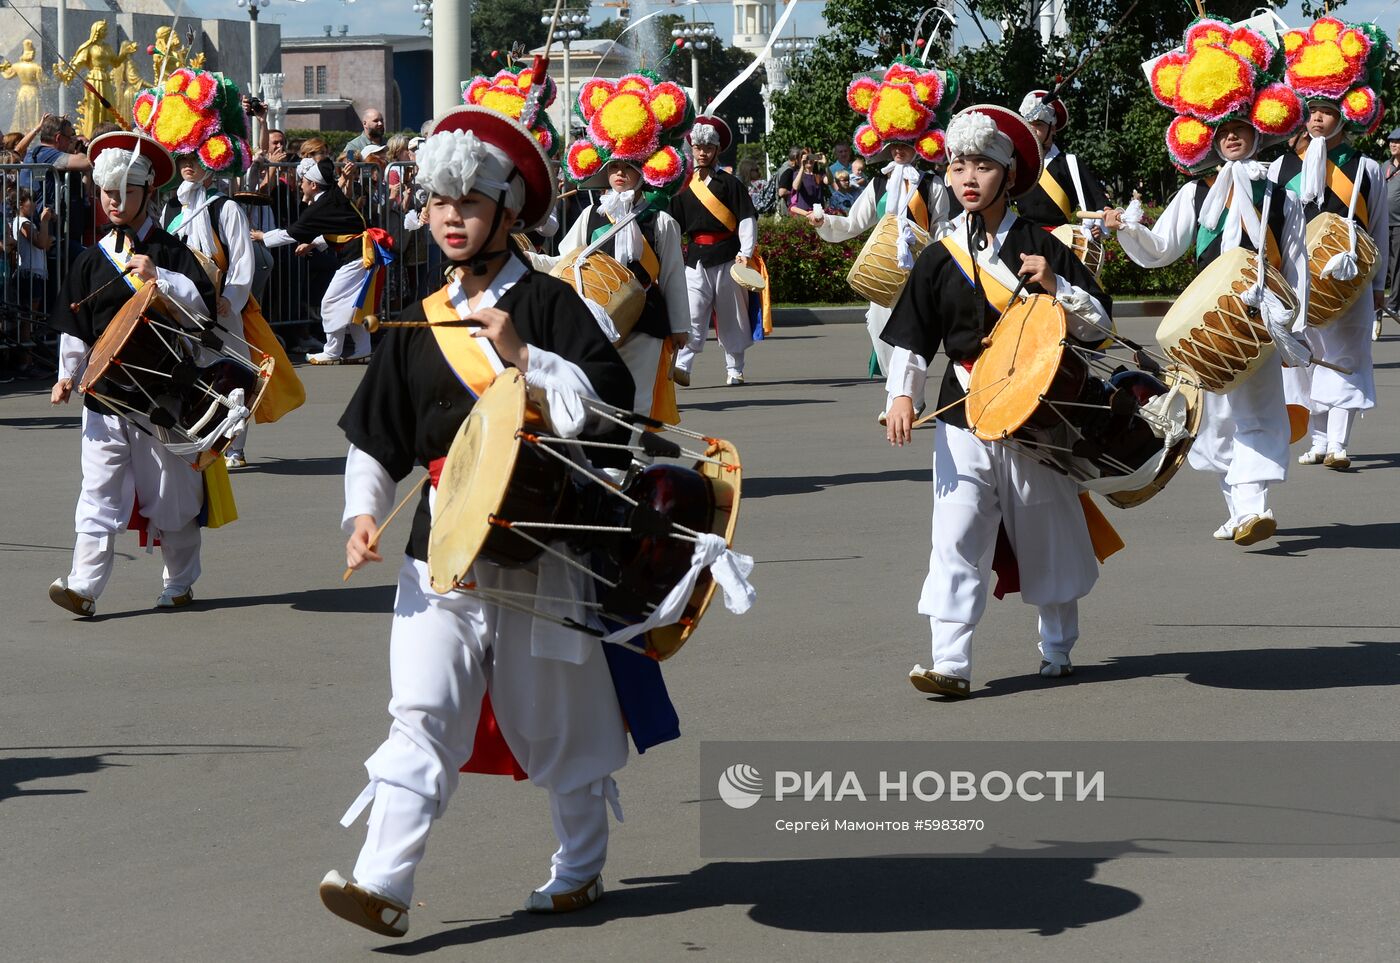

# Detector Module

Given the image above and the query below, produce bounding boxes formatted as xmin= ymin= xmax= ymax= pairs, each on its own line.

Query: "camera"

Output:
xmin=246 ymin=96 xmax=268 ymax=117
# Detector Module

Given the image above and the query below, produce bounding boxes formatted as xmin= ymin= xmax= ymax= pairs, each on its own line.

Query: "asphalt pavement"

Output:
xmin=3 ymin=316 xmax=1399 ymax=961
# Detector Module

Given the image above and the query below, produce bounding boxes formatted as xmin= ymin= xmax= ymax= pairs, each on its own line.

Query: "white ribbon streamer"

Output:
xmin=602 ymin=532 xmax=755 ymax=648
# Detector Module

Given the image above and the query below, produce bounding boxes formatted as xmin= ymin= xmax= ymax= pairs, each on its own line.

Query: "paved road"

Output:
xmin=3 ymin=318 xmax=1399 ymax=961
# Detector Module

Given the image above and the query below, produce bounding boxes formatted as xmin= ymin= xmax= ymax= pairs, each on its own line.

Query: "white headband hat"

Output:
xmin=690 ymin=123 xmax=720 ymax=147
xmin=296 ymin=156 xmax=326 ymax=186
xmin=944 ymin=111 xmax=1015 ymax=167
xmin=1018 ymin=91 xmax=1060 ymax=128
xmin=413 ymin=128 xmax=516 ymax=201
xmin=93 ymin=148 xmax=154 ymax=191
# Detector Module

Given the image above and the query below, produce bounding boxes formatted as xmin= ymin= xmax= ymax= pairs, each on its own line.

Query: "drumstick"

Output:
xmin=356 ymin=315 xmax=483 ymax=334
xmin=1074 ymin=210 xmax=1110 ymax=221
xmin=1311 ymin=358 xmax=1354 ymax=376
xmin=909 ymin=374 xmax=1013 ymax=429
xmin=343 ymin=475 xmax=429 ymax=581
xmin=70 ymin=266 xmax=137 ymax=312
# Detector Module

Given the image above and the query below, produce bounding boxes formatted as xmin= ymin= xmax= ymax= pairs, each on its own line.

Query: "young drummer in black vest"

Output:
xmin=1016 ymin=90 xmax=1111 ymax=244
xmin=47 ymin=131 xmax=218 ymax=615
xmin=882 ymin=106 xmax=1113 ymax=698
xmin=669 ymin=116 xmax=757 ymax=386
xmin=320 ymin=106 xmax=635 ymax=937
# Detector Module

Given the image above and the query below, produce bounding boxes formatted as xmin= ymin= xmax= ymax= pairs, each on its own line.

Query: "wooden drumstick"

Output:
xmin=1311 ymin=358 xmax=1354 ymax=376
xmin=343 ymin=475 xmax=429 ymax=581
xmin=355 ymin=314 xmax=483 ymax=334
xmin=70 ymin=266 xmax=136 ymax=312
xmin=1074 ymin=210 xmax=1112 ymax=221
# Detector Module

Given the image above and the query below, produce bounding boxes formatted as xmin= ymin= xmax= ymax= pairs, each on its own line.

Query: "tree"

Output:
xmin=471 ymin=0 xmax=549 ymax=73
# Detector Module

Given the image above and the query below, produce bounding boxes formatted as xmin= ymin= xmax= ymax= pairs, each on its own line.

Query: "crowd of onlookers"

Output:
xmin=741 ymin=142 xmax=869 ymax=219
xmin=0 ymin=106 xmax=437 ymax=382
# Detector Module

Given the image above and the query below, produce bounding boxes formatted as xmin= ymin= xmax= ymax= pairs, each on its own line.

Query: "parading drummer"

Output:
xmin=881 ymin=106 xmax=1113 ymax=699
xmin=47 ymin=131 xmax=219 ymax=617
xmin=321 ymin=106 xmax=636 ymax=937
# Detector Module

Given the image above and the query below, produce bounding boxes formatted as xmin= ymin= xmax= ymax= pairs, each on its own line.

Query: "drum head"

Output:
xmin=428 ymin=370 xmax=526 ymax=594
xmin=645 ymin=438 xmax=742 ymax=661
xmin=79 ymin=284 xmax=161 ymax=395
xmin=233 ymin=191 xmax=272 ymax=207
xmin=731 ymin=263 xmax=766 ymax=292
xmin=966 ymin=295 xmax=1068 ymax=441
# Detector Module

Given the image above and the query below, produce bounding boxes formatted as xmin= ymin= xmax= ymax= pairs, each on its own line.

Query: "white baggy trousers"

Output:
xmin=676 ymin=262 xmax=751 ymax=377
xmin=67 ymin=408 xmax=203 ymax=598
xmin=918 ymin=422 xmax=1099 ymax=680
xmin=1188 ymin=361 xmax=1289 ymax=521
xmin=345 ymin=557 xmax=629 ymax=907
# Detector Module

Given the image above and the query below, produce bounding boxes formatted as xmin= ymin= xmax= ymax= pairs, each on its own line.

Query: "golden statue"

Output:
xmin=1 ymin=39 xmax=45 ymax=133
xmin=54 ymin=21 xmax=131 ymax=138
xmin=113 ymin=40 xmax=144 ymax=124
xmin=151 ymin=26 xmax=205 ymax=83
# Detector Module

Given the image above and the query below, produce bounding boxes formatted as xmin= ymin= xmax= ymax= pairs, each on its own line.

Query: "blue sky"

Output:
xmin=192 ymin=0 xmax=829 ymax=41
xmin=188 ymin=1 xmax=1395 ymax=44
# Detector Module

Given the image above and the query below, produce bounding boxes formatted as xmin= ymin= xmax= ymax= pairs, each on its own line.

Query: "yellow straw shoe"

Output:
xmin=318 ymin=870 xmax=408 ymax=937
xmin=908 ymin=665 xmax=971 ymax=698
xmin=524 ymin=876 xmax=604 ymax=913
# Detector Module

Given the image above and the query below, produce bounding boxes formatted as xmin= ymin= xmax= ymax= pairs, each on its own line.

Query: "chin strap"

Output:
xmin=455 ymin=186 xmax=516 ymax=276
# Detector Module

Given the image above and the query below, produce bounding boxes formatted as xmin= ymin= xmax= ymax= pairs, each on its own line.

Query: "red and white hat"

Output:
xmin=944 ymin=105 xmax=1043 ymax=198
xmin=688 ymin=115 xmax=732 ymax=153
xmin=1018 ymin=90 xmax=1068 ymax=132
xmin=420 ymin=105 xmax=557 ymax=232
xmin=89 ymin=130 xmax=176 ymax=192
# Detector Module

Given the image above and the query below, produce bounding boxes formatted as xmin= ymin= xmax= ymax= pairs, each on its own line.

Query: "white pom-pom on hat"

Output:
xmin=945 ymin=111 xmax=1014 ymax=167
xmin=93 ymin=148 xmax=154 ymax=191
xmin=415 ymin=129 xmax=524 ymax=215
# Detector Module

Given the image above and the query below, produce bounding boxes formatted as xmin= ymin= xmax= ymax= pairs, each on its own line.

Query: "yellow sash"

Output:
xmin=603 ymin=216 xmax=662 ymax=283
xmin=1037 ymin=167 xmax=1074 ymax=220
xmin=652 ymin=338 xmax=680 ymax=425
xmin=210 ymin=239 xmax=306 ymax=424
xmin=424 ymin=285 xmax=500 ymax=396
xmin=907 ymin=190 xmax=930 ymax=232
xmin=1327 ymin=162 xmax=1368 ymax=229
xmin=202 ymin=457 xmax=238 ymax=527
xmin=938 ymin=236 xmax=1016 ymax=313
xmin=688 ymin=174 xmax=738 ymax=231
xmin=98 ymin=234 xmax=148 ymax=291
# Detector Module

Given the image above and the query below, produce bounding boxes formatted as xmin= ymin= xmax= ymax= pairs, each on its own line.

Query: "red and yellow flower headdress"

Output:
xmin=565 ymin=71 xmax=694 ymax=201
xmin=462 ymin=65 xmax=562 ymax=160
xmin=1148 ymin=16 xmax=1302 ymax=172
xmin=845 ymin=56 xmax=958 ymax=162
xmin=1282 ymin=17 xmax=1389 ymax=133
xmin=132 ymin=68 xmax=252 ymax=176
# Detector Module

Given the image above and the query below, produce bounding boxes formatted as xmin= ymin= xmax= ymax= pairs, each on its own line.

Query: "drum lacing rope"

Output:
xmin=581 ymin=403 xmax=738 ymax=470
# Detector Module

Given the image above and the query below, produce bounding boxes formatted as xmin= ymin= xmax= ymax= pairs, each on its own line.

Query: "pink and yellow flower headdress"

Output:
xmin=1148 ymin=16 xmax=1303 ymax=172
xmin=565 ymin=71 xmax=694 ymax=201
xmin=1282 ymin=17 xmax=1389 ymax=133
xmin=845 ymin=56 xmax=958 ymax=162
xmin=462 ymin=65 xmax=562 ymax=160
xmin=132 ymin=68 xmax=252 ymax=176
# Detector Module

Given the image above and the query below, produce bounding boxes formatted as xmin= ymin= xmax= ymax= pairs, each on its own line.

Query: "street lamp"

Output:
xmin=671 ymin=19 xmax=716 ymax=107
xmin=542 ymin=5 xmax=589 ymax=149
xmin=413 ymin=1 xmax=434 ymax=35
xmin=737 ymin=115 xmax=753 ymax=143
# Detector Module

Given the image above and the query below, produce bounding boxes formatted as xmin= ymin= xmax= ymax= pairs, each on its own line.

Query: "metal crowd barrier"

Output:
xmin=1 ymin=158 xmax=437 ymax=368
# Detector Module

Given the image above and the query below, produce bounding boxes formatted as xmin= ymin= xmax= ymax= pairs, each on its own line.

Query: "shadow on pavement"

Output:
xmin=0 ymin=414 xmax=80 ymax=429
xmin=208 ymin=584 xmax=397 ymax=614
xmin=0 ymin=743 xmax=295 ymax=802
xmin=1257 ymin=521 xmax=1400 ymax=555
xmin=746 ymin=468 xmax=929 ymax=498
xmin=979 ymin=640 xmax=1400 ymax=698
xmin=679 ymin=397 xmax=836 ymax=413
xmin=238 ymin=455 xmax=346 ymax=476
xmin=377 ymin=847 xmax=1144 ymax=953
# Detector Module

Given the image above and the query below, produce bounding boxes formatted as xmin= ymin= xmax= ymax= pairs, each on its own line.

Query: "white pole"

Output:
xmin=57 ymin=0 xmax=69 ymax=116
xmin=562 ymin=43 xmax=572 ymax=150
xmin=433 ymin=0 xmax=470 ymax=117
xmin=249 ymin=8 xmax=261 ymax=97
xmin=691 ymin=52 xmax=701 ymax=109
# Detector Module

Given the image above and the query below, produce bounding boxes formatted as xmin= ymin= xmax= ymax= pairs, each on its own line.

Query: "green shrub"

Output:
xmin=1099 ymin=208 xmax=1199 ymax=296
xmin=759 ymin=216 xmax=868 ymax=304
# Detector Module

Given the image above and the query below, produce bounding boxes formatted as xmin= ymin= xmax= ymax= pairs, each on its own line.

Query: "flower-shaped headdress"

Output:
xmin=845 ymin=56 xmax=958 ymax=162
xmin=132 ymin=68 xmax=252 ymax=176
xmin=565 ymin=71 xmax=695 ymax=202
xmin=462 ymin=65 xmax=562 ymax=160
xmin=1282 ymin=17 xmax=1389 ymax=133
xmin=1148 ymin=17 xmax=1303 ymax=172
